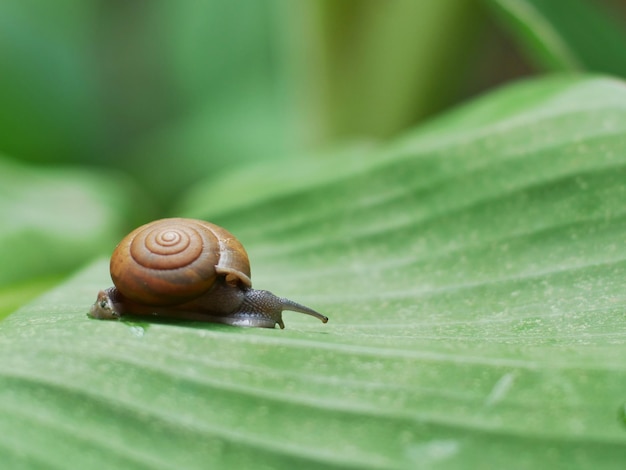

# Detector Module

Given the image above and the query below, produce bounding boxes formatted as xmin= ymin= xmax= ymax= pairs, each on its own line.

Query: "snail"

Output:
xmin=89 ymin=218 xmax=328 ymax=329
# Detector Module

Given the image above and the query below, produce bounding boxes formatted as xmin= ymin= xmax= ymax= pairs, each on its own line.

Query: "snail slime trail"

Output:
xmin=89 ymin=218 xmax=328 ymax=329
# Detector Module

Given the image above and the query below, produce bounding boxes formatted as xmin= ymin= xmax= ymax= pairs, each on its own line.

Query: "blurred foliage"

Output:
xmin=486 ymin=0 xmax=626 ymax=74
xmin=0 ymin=1 xmax=106 ymax=164
xmin=0 ymin=0 xmax=623 ymax=207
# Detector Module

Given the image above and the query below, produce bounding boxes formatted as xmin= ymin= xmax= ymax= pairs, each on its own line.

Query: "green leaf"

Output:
xmin=2 ymin=75 xmax=626 ymax=468
xmin=486 ymin=0 xmax=626 ymax=76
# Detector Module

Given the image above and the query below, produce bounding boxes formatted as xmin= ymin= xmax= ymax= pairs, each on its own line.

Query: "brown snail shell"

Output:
xmin=89 ymin=218 xmax=328 ymax=329
xmin=110 ymin=218 xmax=251 ymax=306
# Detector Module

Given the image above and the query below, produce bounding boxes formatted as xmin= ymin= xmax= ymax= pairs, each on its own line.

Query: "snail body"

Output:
xmin=89 ymin=218 xmax=328 ymax=329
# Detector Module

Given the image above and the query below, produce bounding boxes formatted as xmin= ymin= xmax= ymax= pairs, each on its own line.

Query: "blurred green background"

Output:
xmin=1 ymin=0 xmax=624 ymax=202
xmin=2 ymin=0 xmax=487 ymax=204
xmin=0 ymin=0 xmax=615 ymax=196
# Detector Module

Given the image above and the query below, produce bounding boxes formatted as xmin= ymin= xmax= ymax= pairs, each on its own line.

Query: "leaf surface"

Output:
xmin=2 ymin=76 xmax=626 ymax=468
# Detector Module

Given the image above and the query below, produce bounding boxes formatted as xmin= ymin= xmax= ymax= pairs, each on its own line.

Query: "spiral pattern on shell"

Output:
xmin=110 ymin=218 xmax=251 ymax=306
